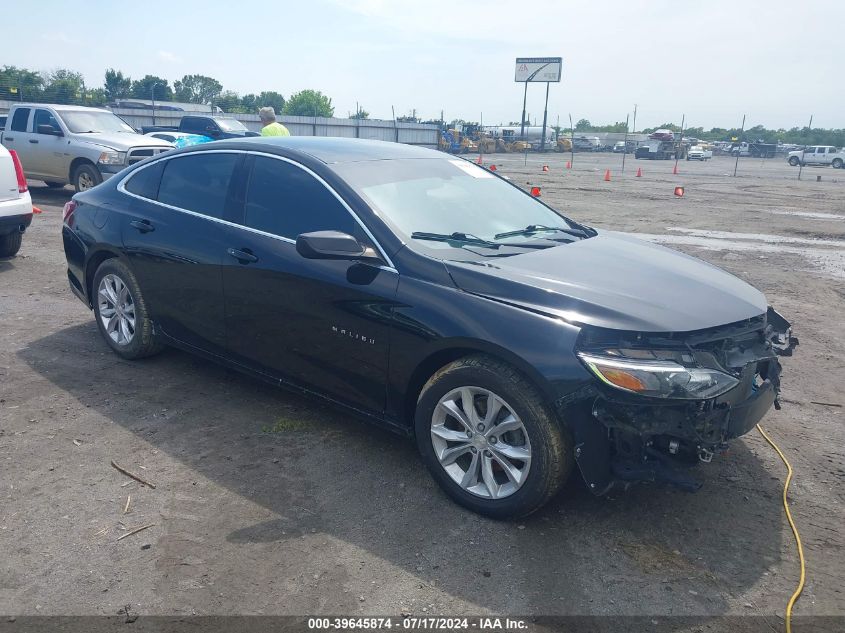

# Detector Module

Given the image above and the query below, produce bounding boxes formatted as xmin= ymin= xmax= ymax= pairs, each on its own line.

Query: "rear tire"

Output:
xmin=44 ymin=181 xmax=65 ymax=188
xmin=92 ymin=259 xmax=164 ymax=360
xmin=0 ymin=231 xmax=22 ymax=257
xmin=73 ymin=163 xmax=102 ymax=193
xmin=832 ymin=158 xmax=843 ymax=169
xmin=415 ymin=355 xmax=572 ymax=518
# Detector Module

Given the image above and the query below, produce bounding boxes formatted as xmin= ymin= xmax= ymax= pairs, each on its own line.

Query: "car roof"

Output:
xmin=204 ymin=136 xmax=441 ymax=164
xmin=15 ymin=103 xmax=111 ymax=113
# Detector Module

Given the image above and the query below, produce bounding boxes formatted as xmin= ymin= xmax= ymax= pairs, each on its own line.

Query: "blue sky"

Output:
xmin=6 ymin=0 xmax=843 ymax=129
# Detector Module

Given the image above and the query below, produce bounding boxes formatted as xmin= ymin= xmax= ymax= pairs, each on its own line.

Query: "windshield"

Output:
xmin=216 ymin=118 xmax=247 ymax=132
xmin=61 ymin=111 xmax=136 ymax=134
xmin=335 ymin=158 xmax=585 ymax=252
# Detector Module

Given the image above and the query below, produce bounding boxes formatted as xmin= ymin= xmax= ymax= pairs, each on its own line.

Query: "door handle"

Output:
xmin=29 ymin=139 xmax=39 ymax=144
xmin=227 ymin=247 xmax=258 ymax=264
xmin=3 ymin=137 xmax=13 ymax=142
xmin=129 ymin=219 xmax=155 ymax=233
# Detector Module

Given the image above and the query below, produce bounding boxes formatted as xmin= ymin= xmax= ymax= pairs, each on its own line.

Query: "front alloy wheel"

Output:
xmin=431 ymin=387 xmax=531 ymax=499
xmin=98 ymin=273 xmax=136 ymax=346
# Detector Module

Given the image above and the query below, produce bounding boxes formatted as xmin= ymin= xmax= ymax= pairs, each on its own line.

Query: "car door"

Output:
xmin=819 ymin=147 xmax=833 ymax=165
xmin=803 ymin=147 xmax=818 ymax=164
xmin=1 ymin=108 xmax=37 ymax=175
xmin=221 ymin=154 xmax=399 ymax=415
xmin=30 ymin=108 xmax=68 ymax=179
xmin=120 ymin=151 xmax=243 ymax=357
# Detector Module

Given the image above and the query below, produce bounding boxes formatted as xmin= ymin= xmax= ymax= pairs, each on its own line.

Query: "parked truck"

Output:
xmin=142 ymin=115 xmax=260 ymax=140
xmin=635 ymin=140 xmax=686 ymax=160
xmin=787 ymin=146 xmax=845 ymax=168
xmin=730 ymin=141 xmax=777 ymax=158
xmin=0 ymin=104 xmax=172 ymax=192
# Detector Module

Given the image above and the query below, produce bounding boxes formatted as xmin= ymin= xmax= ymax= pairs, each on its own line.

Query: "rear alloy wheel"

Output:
xmin=0 ymin=231 xmax=23 ymax=257
xmin=73 ymin=163 xmax=102 ymax=193
xmin=832 ymin=158 xmax=843 ymax=169
xmin=92 ymin=259 xmax=163 ymax=359
xmin=788 ymin=156 xmax=800 ymax=167
xmin=416 ymin=355 xmax=572 ymax=518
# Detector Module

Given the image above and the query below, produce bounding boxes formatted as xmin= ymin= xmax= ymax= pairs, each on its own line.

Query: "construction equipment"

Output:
xmin=556 ymin=137 xmax=572 ymax=153
xmin=438 ymin=129 xmax=477 ymax=154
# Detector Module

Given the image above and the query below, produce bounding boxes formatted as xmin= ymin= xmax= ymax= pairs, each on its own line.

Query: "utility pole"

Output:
xmin=733 ymin=114 xmax=746 ymax=177
xmin=673 ymin=114 xmax=685 ymax=173
xmin=798 ymin=115 xmax=812 ymax=181
xmin=621 ymin=113 xmax=630 ymax=174
xmin=632 ymin=104 xmax=637 ymax=133
xmin=568 ymin=113 xmax=575 ymax=168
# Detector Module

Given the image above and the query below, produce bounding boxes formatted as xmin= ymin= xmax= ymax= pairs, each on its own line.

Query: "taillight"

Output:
xmin=9 ymin=150 xmax=27 ymax=193
xmin=62 ymin=200 xmax=77 ymax=223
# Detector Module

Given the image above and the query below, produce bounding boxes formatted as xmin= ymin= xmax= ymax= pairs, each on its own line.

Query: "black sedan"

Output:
xmin=61 ymin=137 xmax=795 ymax=518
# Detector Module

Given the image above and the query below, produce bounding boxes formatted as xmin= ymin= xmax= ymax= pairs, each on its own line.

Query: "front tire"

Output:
xmin=92 ymin=259 xmax=163 ymax=360
xmin=415 ymin=355 xmax=572 ymax=518
xmin=73 ymin=163 xmax=102 ymax=193
xmin=0 ymin=231 xmax=22 ymax=257
xmin=788 ymin=156 xmax=800 ymax=167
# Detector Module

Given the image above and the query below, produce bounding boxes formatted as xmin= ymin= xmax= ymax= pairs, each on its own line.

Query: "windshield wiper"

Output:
xmin=494 ymin=224 xmax=589 ymax=240
xmin=411 ymin=232 xmax=501 ymax=249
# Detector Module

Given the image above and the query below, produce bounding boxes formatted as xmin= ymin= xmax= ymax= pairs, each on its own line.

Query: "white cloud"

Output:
xmin=157 ymin=50 xmax=181 ymax=63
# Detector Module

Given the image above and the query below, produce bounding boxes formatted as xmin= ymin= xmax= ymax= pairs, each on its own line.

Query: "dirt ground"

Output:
xmin=1 ymin=153 xmax=843 ymax=629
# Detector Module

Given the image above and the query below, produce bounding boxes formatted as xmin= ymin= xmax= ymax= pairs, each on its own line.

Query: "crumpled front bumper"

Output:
xmin=563 ymin=308 xmax=797 ymax=495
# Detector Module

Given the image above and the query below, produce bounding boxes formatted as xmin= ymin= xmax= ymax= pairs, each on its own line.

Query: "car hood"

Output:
xmin=74 ymin=132 xmax=172 ymax=152
xmin=443 ymin=231 xmax=767 ymax=332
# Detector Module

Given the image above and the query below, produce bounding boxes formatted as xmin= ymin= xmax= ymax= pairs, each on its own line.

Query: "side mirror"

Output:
xmin=38 ymin=124 xmax=63 ymax=136
xmin=296 ymin=231 xmax=369 ymax=260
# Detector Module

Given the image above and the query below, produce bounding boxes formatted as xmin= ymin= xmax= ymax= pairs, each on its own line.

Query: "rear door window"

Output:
xmin=124 ymin=161 xmax=165 ymax=199
xmin=243 ymin=156 xmax=357 ymax=240
xmin=10 ymin=108 xmax=30 ymax=132
xmin=157 ymin=153 xmax=239 ymax=219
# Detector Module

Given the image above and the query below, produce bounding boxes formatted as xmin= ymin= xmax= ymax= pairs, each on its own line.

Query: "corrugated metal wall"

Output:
xmin=0 ymin=101 xmax=439 ymax=148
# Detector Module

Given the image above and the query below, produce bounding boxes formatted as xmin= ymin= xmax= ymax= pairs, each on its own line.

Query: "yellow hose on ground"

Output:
xmin=756 ymin=423 xmax=806 ymax=633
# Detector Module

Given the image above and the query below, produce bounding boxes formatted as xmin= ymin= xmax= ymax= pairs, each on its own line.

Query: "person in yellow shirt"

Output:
xmin=258 ymin=107 xmax=290 ymax=137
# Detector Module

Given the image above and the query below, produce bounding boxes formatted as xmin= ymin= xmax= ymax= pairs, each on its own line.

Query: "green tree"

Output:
xmin=215 ymin=90 xmax=243 ymax=113
xmin=44 ymin=69 xmax=85 ymax=104
xmin=574 ymin=118 xmax=591 ymax=131
xmin=257 ymin=91 xmax=285 ymax=113
xmin=240 ymin=93 xmax=259 ymax=112
xmin=86 ymin=87 xmax=108 ymax=107
xmin=283 ymin=89 xmax=334 ymax=117
xmin=350 ymin=108 xmax=369 ymax=120
xmin=103 ymin=68 xmax=131 ymax=101
xmin=131 ymin=75 xmax=173 ymax=101
xmin=0 ymin=65 xmax=45 ymax=101
xmin=173 ymin=74 xmax=222 ymax=104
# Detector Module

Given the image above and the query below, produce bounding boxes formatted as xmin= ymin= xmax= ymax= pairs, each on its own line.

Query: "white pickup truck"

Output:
xmin=0 ymin=104 xmax=172 ymax=192
xmin=787 ymin=146 xmax=845 ymax=169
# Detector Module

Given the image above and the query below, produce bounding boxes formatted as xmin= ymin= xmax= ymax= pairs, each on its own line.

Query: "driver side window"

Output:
xmin=33 ymin=109 xmax=60 ymax=134
xmin=243 ymin=156 xmax=358 ymax=241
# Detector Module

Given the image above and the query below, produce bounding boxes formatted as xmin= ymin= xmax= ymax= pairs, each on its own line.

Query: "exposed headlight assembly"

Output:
xmin=98 ymin=151 xmax=126 ymax=165
xmin=578 ymin=351 xmax=739 ymax=400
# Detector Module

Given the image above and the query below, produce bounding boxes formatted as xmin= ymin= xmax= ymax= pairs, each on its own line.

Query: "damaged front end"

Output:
xmin=564 ymin=307 xmax=797 ymax=495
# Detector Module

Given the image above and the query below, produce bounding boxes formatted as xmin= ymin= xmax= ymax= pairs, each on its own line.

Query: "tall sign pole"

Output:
xmin=520 ymin=82 xmax=528 ymax=140
xmin=733 ymin=114 xmax=746 ymax=177
xmin=540 ymin=82 xmax=550 ymax=152
xmin=621 ymin=113 xmax=630 ymax=174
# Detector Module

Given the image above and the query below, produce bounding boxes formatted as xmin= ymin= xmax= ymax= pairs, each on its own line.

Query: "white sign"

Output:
xmin=514 ymin=57 xmax=562 ymax=82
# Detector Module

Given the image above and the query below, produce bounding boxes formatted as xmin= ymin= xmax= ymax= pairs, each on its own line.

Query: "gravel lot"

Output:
xmin=1 ymin=153 xmax=843 ymax=629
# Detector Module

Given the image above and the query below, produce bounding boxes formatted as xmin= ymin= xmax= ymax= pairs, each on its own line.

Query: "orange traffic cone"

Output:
xmin=542 ymin=165 xmax=549 ymax=172
xmin=636 ymin=167 xmax=642 ymax=177
xmin=476 ymin=155 xmax=483 ymax=165
xmin=565 ymin=161 xmax=571 ymax=169
xmin=489 ymin=164 xmax=497 ymax=171
xmin=674 ymin=186 xmax=685 ymax=197
xmin=672 ymin=164 xmax=678 ymax=175
xmin=32 ymin=205 xmax=43 ymax=214
xmin=530 ymin=186 xmax=541 ymax=197
xmin=603 ymin=169 xmax=611 ymax=182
